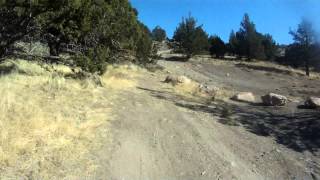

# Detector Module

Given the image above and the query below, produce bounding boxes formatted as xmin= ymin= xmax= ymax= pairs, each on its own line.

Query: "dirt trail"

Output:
xmin=103 ymin=58 xmax=319 ymax=180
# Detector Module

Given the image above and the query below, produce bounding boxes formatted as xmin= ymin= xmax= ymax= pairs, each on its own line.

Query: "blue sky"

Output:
xmin=130 ymin=0 xmax=320 ymax=45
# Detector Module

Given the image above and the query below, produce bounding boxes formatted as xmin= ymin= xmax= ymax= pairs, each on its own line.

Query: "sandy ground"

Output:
xmin=101 ymin=56 xmax=320 ymax=180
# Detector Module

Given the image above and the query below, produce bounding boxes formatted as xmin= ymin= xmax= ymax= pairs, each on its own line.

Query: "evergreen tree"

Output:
xmin=0 ymin=0 xmax=68 ymax=57
xmin=231 ymin=13 xmax=277 ymax=61
xmin=228 ymin=30 xmax=238 ymax=55
xmin=173 ymin=15 xmax=209 ymax=58
xmin=135 ymin=22 xmax=153 ymax=64
xmin=209 ymin=36 xmax=226 ymax=58
xmin=238 ymin=13 xmax=265 ymax=60
xmin=152 ymin=26 xmax=166 ymax=42
xmin=0 ymin=0 xmax=153 ymax=74
xmin=289 ymin=19 xmax=316 ymax=76
xmin=261 ymin=34 xmax=277 ymax=60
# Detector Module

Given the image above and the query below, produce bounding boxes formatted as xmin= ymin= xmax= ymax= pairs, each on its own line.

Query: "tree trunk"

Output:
xmin=305 ymin=59 xmax=310 ymax=76
xmin=48 ymin=41 xmax=60 ymax=57
xmin=0 ymin=46 xmax=6 ymax=58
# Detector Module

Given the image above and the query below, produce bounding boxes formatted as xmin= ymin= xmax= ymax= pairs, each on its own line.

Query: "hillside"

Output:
xmin=1 ymin=53 xmax=319 ymax=179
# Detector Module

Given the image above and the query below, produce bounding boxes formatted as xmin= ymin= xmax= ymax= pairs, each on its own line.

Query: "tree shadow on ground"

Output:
xmin=138 ymin=86 xmax=320 ymax=154
xmin=0 ymin=62 xmax=15 ymax=75
xmin=163 ymin=55 xmax=189 ymax=62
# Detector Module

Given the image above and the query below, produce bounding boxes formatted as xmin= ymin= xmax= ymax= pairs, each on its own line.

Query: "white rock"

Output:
xmin=232 ymin=92 xmax=256 ymax=103
xmin=304 ymin=97 xmax=320 ymax=109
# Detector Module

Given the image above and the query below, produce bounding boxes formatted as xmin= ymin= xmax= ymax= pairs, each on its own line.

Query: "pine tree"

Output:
xmin=209 ymin=36 xmax=226 ymax=58
xmin=239 ymin=13 xmax=265 ymax=60
xmin=232 ymin=13 xmax=277 ymax=61
xmin=173 ymin=14 xmax=209 ymax=58
xmin=228 ymin=30 xmax=238 ymax=56
xmin=261 ymin=34 xmax=277 ymax=60
xmin=289 ymin=19 xmax=316 ymax=76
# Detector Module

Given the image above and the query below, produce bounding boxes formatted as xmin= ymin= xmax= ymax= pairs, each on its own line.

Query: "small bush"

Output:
xmin=73 ymin=47 xmax=108 ymax=75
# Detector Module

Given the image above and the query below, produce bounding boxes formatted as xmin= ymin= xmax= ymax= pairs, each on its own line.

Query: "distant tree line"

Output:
xmin=0 ymin=1 xmax=318 ymax=76
xmin=0 ymin=0 xmax=153 ymax=74
xmin=170 ymin=13 xmax=319 ymax=76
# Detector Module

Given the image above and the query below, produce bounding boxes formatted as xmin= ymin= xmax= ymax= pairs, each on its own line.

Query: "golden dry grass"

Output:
xmin=0 ymin=59 xmax=121 ymax=179
xmin=101 ymin=64 xmax=144 ymax=90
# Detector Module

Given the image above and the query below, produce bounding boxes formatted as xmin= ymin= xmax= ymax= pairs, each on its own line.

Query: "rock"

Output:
xmin=177 ymin=76 xmax=191 ymax=84
xmin=304 ymin=97 xmax=320 ymax=109
xmin=164 ymin=75 xmax=191 ymax=85
xmin=232 ymin=92 xmax=255 ymax=103
xmin=198 ymin=84 xmax=219 ymax=96
xmin=164 ymin=75 xmax=178 ymax=84
xmin=261 ymin=93 xmax=287 ymax=106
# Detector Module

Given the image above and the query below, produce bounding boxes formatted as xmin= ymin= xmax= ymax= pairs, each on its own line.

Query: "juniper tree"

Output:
xmin=209 ymin=36 xmax=226 ymax=58
xmin=173 ymin=14 xmax=209 ymax=58
xmin=152 ymin=26 xmax=166 ymax=42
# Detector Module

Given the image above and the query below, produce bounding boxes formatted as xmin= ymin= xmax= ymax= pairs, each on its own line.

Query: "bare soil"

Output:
xmin=101 ymin=57 xmax=320 ymax=180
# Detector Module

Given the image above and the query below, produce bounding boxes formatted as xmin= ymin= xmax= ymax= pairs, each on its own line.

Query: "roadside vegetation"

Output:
xmin=0 ymin=0 xmax=319 ymax=179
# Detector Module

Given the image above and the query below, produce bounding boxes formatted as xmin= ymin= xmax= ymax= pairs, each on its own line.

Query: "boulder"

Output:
xmin=198 ymin=84 xmax=219 ymax=96
xmin=232 ymin=92 xmax=255 ymax=103
xmin=261 ymin=93 xmax=287 ymax=106
xmin=164 ymin=75 xmax=191 ymax=85
xmin=304 ymin=97 xmax=320 ymax=109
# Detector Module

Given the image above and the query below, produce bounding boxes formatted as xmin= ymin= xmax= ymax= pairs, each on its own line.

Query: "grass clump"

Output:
xmin=101 ymin=64 xmax=144 ymax=90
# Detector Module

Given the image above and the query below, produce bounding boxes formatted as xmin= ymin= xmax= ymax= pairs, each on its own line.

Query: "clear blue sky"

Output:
xmin=130 ymin=0 xmax=320 ymax=45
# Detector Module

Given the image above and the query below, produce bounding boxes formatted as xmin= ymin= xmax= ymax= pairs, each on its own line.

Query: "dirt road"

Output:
xmin=102 ymin=58 xmax=320 ymax=180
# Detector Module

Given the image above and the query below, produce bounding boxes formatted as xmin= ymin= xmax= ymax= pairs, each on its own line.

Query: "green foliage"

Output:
xmin=228 ymin=30 xmax=238 ymax=55
xmin=74 ymin=46 xmax=107 ymax=75
xmin=229 ymin=13 xmax=277 ymax=61
xmin=261 ymin=34 xmax=277 ymax=60
xmin=173 ymin=15 xmax=209 ymax=58
xmin=287 ymin=19 xmax=316 ymax=76
xmin=135 ymin=22 xmax=153 ymax=64
xmin=209 ymin=36 xmax=226 ymax=58
xmin=152 ymin=26 xmax=166 ymax=42
xmin=0 ymin=0 xmax=153 ymax=74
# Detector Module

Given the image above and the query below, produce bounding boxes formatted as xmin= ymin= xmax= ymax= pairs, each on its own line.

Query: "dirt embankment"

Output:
xmin=105 ymin=57 xmax=320 ymax=180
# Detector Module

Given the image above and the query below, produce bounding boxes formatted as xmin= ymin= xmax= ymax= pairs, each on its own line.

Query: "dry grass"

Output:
xmin=194 ymin=57 xmax=320 ymax=79
xmin=101 ymin=64 xmax=144 ymax=90
xmin=0 ymin=59 xmax=116 ymax=179
xmin=238 ymin=60 xmax=320 ymax=79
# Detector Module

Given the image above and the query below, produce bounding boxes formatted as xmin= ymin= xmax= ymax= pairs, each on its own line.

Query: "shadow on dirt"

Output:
xmin=138 ymin=86 xmax=320 ymax=154
xmin=163 ymin=55 xmax=189 ymax=62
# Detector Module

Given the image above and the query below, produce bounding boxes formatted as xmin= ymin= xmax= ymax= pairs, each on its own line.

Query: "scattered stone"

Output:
xmin=261 ymin=93 xmax=287 ymax=106
xmin=198 ymin=84 xmax=219 ymax=97
xmin=232 ymin=92 xmax=255 ymax=103
xmin=201 ymin=171 xmax=207 ymax=176
xmin=304 ymin=97 xmax=320 ymax=109
xmin=164 ymin=75 xmax=191 ymax=85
